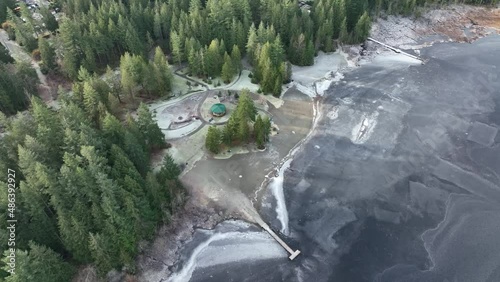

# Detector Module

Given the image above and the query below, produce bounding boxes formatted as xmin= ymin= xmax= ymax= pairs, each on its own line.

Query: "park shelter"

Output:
xmin=210 ymin=103 xmax=226 ymax=117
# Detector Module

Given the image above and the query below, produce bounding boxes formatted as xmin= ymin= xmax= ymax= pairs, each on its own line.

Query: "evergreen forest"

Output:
xmin=0 ymin=0 xmax=498 ymax=280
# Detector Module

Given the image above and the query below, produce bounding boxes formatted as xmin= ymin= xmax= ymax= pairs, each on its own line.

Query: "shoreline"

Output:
xmin=134 ymin=4 xmax=499 ymax=281
xmin=253 ymin=96 xmax=322 ymax=204
xmin=136 ymin=74 xmax=317 ymax=282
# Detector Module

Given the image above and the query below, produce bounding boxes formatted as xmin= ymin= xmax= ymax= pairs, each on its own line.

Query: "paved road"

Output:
xmin=0 ymin=30 xmax=47 ymax=86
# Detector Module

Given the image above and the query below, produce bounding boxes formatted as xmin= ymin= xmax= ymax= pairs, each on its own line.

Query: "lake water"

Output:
xmin=170 ymin=35 xmax=500 ymax=282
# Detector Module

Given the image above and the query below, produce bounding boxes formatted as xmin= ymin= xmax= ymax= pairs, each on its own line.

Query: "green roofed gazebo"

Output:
xmin=210 ymin=103 xmax=226 ymax=117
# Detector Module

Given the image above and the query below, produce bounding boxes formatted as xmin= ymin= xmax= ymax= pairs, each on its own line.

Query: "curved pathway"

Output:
xmin=173 ymin=65 xmax=244 ymax=92
xmin=164 ymin=91 xmax=275 ymax=141
xmin=0 ymin=30 xmax=48 ymax=87
xmin=163 ymin=66 xmax=271 ymax=140
xmin=173 ymin=65 xmax=210 ymax=91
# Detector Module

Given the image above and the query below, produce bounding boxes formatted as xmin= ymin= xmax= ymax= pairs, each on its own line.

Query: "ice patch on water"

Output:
xmin=351 ymin=112 xmax=379 ymax=144
xmin=269 ymin=159 xmax=293 ymax=235
xmin=327 ymin=107 xmax=339 ymax=120
xmin=365 ymin=53 xmax=422 ymax=68
xmin=315 ymin=80 xmax=331 ymax=96
xmin=168 ymin=224 xmax=286 ymax=282
xmin=315 ymin=71 xmax=345 ymax=96
xmin=294 ymin=82 xmax=317 ymax=98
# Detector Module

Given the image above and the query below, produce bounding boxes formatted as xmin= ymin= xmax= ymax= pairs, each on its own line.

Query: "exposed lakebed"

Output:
xmin=168 ymin=35 xmax=500 ymax=282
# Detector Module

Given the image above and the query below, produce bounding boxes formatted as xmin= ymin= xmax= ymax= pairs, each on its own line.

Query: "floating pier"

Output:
xmin=367 ymin=37 xmax=424 ymax=63
xmin=258 ymin=220 xmax=301 ymax=260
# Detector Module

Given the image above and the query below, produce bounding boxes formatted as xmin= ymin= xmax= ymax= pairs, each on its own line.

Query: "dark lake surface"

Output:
xmin=170 ymin=35 xmax=500 ymax=282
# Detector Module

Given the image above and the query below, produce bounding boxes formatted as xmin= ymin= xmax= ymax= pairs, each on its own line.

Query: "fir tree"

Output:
xmin=3 ymin=242 xmax=74 ymax=282
xmin=221 ymin=52 xmax=235 ymax=83
xmin=237 ymin=111 xmax=250 ymax=143
xmin=262 ymin=116 xmax=272 ymax=141
xmin=205 ymin=126 xmax=221 ymax=153
xmin=88 ymin=232 xmax=114 ymax=275
xmin=353 ymin=11 xmax=371 ymax=43
xmin=120 ymin=53 xmax=147 ymax=98
xmin=40 ymin=6 xmax=59 ymax=32
xmin=171 ymin=30 xmax=184 ymax=65
xmin=82 ymin=81 xmax=100 ymax=123
xmin=38 ymin=37 xmax=56 ymax=70
xmin=122 ymin=130 xmax=149 ymax=176
xmin=59 ymin=19 xmax=81 ymax=79
xmin=153 ymin=47 xmax=173 ymax=94
xmin=273 ymin=76 xmax=282 ymax=97
xmin=0 ymin=0 xmax=15 ymax=24
xmin=205 ymin=39 xmax=223 ymax=77
xmin=157 ymin=154 xmax=181 ymax=183
xmin=231 ymin=44 xmax=242 ymax=74
xmin=137 ymin=103 xmax=166 ymax=150
xmin=222 ymin=123 xmax=233 ymax=146
xmin=0 ymin=44 xmax=14 ymax=64
xmin=145 ymin=172 xmax=165 ymax=213
xmin=254 ymin=115 xmax=265 ymax=149
xmin=101 ymin=112 xmax=125 ymax=146
xmin=246 ymin=23 xmax=258 ymax=64
xmin=339 ymin=18 xmax=349 ymax=43
xmin=237 ymin=90 xmax=257 ymax=121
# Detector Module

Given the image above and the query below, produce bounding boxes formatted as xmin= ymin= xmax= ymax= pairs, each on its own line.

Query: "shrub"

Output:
xmin=257 ymin=88 xmax=262 ymax=94
xmin=250 ymin=78 xmax=257 ymax=84
xmin=39 ymin=62 xmax=49 ymax=75
xmin=1 ymin=22 xmax=15 ymax=40
xmin=32 ymin=49 xmax=41 ymax=61
xmin=186 ymin=81 xmax=191 ymax=86
xmin=248 ymin=73 xmax=253 ymax=78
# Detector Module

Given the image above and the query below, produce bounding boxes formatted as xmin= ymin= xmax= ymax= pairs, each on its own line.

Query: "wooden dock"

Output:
xmin=258 ymin=220 xmax=301 ymax=260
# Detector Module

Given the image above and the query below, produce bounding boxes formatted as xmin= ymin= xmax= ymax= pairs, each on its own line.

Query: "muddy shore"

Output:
xmin=133 ymin=4 xmax=499 ymax=282
xmin=136 ymin=86 xmax=315 ymax=281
